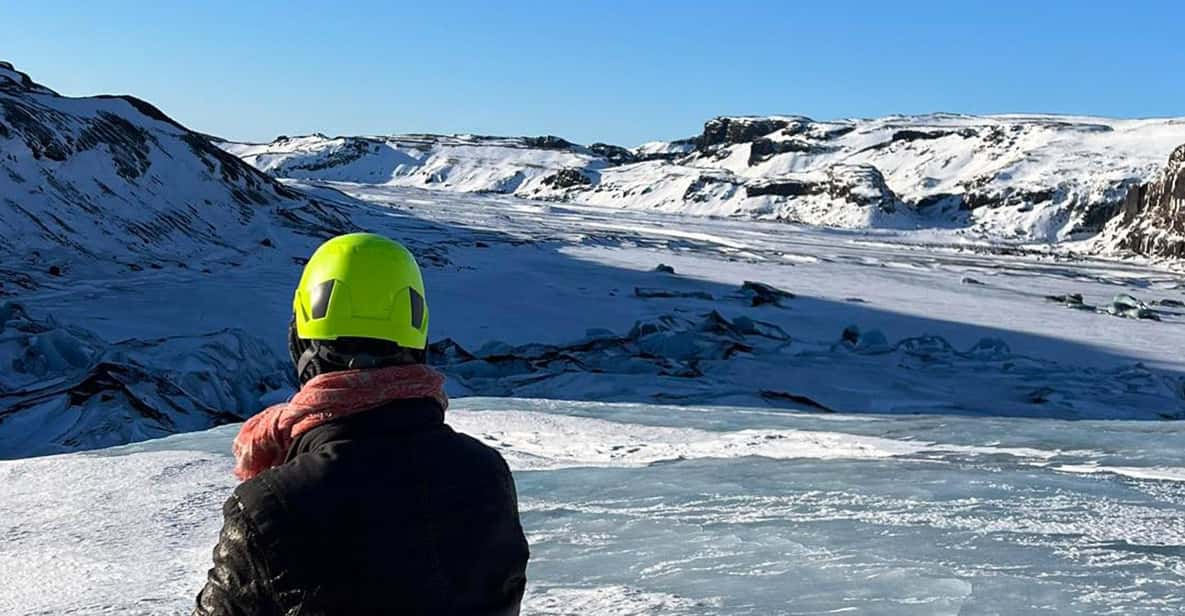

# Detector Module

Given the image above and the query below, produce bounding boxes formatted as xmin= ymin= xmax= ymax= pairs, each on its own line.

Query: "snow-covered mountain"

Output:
xmin=222 ymin=114 xmax=1185 ymax=242
xmin=0 ymin=61 xmax=347 ymax=275
xmin=0 ymin=62 xmax=354 ymax=455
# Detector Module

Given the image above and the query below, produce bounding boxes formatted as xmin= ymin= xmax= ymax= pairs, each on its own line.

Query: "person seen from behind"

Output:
xmin=194 ymin=232 xmax=529 ymax=615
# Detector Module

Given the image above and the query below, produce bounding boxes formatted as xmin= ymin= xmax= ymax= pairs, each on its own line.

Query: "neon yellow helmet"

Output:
xmin=292 ymin=233 xmax=428 ymax=349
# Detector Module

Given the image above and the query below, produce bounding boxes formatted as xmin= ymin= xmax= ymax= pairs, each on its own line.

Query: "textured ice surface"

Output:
xmin=0 ymin=302 xmax=290 ymax=458
xmin=3 ymin=397 xmax=1185 ymax=615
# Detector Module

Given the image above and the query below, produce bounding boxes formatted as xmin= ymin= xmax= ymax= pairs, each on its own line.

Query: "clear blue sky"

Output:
xmin=5 ymin=1 xmax=1184 ymax=146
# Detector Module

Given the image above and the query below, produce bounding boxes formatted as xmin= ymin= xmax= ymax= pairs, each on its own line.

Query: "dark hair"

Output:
xmin=288 ymin=319 xmax=426 ymax=384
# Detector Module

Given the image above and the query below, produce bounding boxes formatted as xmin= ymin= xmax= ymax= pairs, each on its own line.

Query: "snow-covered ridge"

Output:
xmin=219 ymin=132 xmax=610 ymax=196
xmin=221 ymin=113 xmax=1185 ymax=243
xmin=0 ymin=61 xmax=348 ymax=274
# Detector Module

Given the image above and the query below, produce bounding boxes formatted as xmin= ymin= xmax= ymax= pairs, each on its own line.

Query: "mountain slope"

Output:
xmin=222 ymin=114 xmax=1185 ymax=242
xmin=0 ymin=61 xmax=347 ymax=273
xmin=0 ymin=62 xmax=349 ymax=455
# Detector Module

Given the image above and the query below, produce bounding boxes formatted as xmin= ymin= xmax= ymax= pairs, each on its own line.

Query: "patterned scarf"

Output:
xmin=232 ymin=364 xmax=448 ymax=480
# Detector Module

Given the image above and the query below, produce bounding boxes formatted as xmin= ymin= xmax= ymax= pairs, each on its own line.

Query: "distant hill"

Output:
xmin=220 ymin=113 xmax=1185 ymax=243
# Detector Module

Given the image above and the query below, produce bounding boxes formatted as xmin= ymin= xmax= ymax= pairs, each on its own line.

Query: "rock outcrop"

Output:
xmin=541 ymin=167 xmax=594 ymax=189
xmin=1106 ymin=145 xmax=1185 ymax=257
xmin=746 ymin=165 xmax=903 ymax=213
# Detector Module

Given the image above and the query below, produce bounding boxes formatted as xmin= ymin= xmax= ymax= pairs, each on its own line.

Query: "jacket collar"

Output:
xmin=285 ymin=397 xmax=446 ymax=462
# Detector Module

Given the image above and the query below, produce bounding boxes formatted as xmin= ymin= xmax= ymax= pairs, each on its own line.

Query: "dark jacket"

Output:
xmin=194 ymin=397 xmax=529 ymax=615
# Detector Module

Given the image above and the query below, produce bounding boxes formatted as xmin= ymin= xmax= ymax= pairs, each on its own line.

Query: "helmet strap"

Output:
xmin=296 ymin=346 xmax=321 ymax=385
xmin=296 ymin=341 xmax=426 ymax=385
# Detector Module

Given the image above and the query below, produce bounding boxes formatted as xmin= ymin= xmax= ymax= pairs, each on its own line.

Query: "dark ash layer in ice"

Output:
xmin=432 ymin=310 xmax=1185 ymax=420
xmin=0 ymin=302 xmax=291 ymax=458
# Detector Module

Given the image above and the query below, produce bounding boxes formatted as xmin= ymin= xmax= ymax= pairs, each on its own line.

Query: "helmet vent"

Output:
xmin=310 ymin=280 xmax=335 ymax=320
xmin=409 ymin=288 xmax=425 ymax=330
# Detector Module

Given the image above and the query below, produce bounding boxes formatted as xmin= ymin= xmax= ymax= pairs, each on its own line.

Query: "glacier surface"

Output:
xmin=3 ymin=397 xmax=1185 ymax=615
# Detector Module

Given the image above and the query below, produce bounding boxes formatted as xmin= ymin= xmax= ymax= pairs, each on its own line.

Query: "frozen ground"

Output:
xmin=6 ymin=186 xmax=1185 ymax=614
xmin=3 ymin=397 xmax=1185 ymax=615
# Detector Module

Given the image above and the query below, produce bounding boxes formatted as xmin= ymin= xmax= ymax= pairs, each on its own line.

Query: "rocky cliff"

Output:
xmin=1104 ymin=145 xmax=1185 ymax=257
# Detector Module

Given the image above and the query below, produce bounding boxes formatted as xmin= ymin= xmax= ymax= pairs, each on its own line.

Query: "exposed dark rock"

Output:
xmin=682 ymin=174 xmax=741 ymax=203
xmin=895 ymin=128 xmax=977 ymax=142
xmin=522 ymin=135 xmax=575 ymax=150
xmin=589 ymin=142 xmax=638 ymax=165
xmin=740 ymin=280 xmax=794 ymax=307
xmin=699 ymin=116 xmax=813 ymax=150
xmin=732 ymin=316 xmax=791 ymax=340
xmin=634 ymin=137 xmax=698 ymax=162
xmin=429 ymin=310 xmax=796 ymax=392
xmin=759 ymin=390 xmax=835 ymax=412
xmin=427 ymin=338 xmax=478 ymax=365
xmin=961 ymin=186 xmax=1057 ymax=211
xmin=634 ymin=287 xmax=714 ymax=300
xmin=541 ymin=167 xmax=592 ymax=189
xmin=838 ymin=325 xmax=891 ymax=353
xmin=915 ymin=193 xmax=967 ymax=211
xmin=0 ymin=62 xmax=56 ymax=94
xmin=859 ymin=128 xmax=978 ymax=154
xmin=747 ymin=137 xmax=831 ymax=165
xmin=825 ymin=165 xmax=898 ymax=208
xmin=1109 ymin=145 xmax=1185 ymax=257
xmin=745 ymin=165 xmax=903 ymax=212
xmin=76 ymin=112 xmax=153 ymax=180
xmin=653 ymin=263 xmax=676 ymax=274
xmin=1074 ymin=187 xmax=1130 ymax=234
xmin=281 ymin=137 xmax=375 ymax=173
xmin=745 ymin=177 xmax=822 ymax=198
xmin=817 ymin=124 xmax=856 ymax=140
xmin=1045 ymin=293 xmax=1093 ymax=310
xmin=0 ymin=98 xmax=71 ymax=161
xmin=841 ymin=325 xmax=861 ymax=345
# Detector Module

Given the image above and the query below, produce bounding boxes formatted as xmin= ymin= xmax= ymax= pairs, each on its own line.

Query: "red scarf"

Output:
xmin=232 ymin=364 xmax=448 ymax=481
